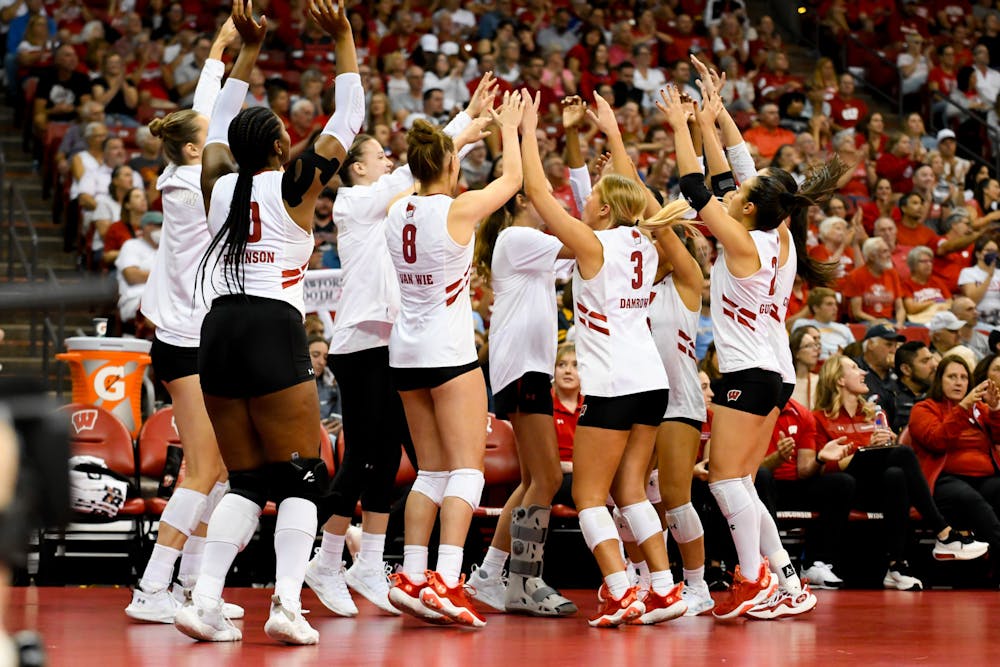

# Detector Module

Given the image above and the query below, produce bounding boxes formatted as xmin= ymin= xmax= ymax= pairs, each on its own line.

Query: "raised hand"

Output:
xmin=585 ymin=92 xmax=619 ymax=136
xmin=215 ymin=16 xmax=239 ymax=49
xmin=309 ymin=0 xmax=350 ymax=38
xmin=517 ymin=89 xmax=539 ymax=134
xmin=455 ymin=114 xmax=492 ymax=148
xmin=655 ymin=85 xmax=691 ymax=130
xmin=490 ymin=89 xmax=527 ymax=133
xmin=561 ymin=95 xmax=587 ymax=131
xmin=593 ymin=151 xmax=612 ymax=177
xmin=695 ymin=78 xmax=723 ymax=124
xmin=232 ymin=0 xmax=267 ymax=45
xmin=467 ymin=72 xmax=499 ymax=118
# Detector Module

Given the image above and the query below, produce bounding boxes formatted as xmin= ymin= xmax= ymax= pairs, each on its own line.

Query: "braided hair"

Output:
xmin=198 ymin=107 xmax=284 ymax=299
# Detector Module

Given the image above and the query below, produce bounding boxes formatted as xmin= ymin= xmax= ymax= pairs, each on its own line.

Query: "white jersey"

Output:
xmin=650 ymin=275 xmax=706 ymax=422
xmin=385 ymin=194 xmax=476 ymax=369
xmin=573 ymin=226 xmax=668 ymax=397
xmin=772 ymin=227 xmax=797 ymax=385
xmin=710 ymin=229 xmax=782 ymax=374
xmin=142 ymin=165 xmax=211 ymax=347
xmin=488 ymin=226 xmax=562 ymax=393
xmin=328 ymin=166 xmax=415 ymax=355
xmin=206 ymin=170 xmax=313 ymax=317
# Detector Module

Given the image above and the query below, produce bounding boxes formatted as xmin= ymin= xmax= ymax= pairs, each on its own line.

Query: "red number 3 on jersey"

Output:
xmin=630 ymin=251 xmax=643 ymax=289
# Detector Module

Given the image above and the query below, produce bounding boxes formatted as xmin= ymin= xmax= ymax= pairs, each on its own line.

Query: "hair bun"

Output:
xmin=148 ymin=118 xmax=164 ymax=138
xmin=778 ymin=190 xmax=798 ymax=208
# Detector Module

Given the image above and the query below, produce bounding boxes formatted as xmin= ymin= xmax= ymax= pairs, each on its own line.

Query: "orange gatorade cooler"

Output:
xmin=57 ymin=337 xmax=152 ymax=438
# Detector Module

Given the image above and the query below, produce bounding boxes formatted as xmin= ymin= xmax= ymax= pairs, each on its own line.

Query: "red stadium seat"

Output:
xmin=58 ymin=403 xmax=144 ymax=517
xmin=137 ymin=407 xmax=186 ymax=517
xmin=474 ymin=415 xmax=521 ymax=518
xmin=849 ymin=323 xmax=867 ymax=341
xmin=899 ymin=327 xmax=930 ymax=345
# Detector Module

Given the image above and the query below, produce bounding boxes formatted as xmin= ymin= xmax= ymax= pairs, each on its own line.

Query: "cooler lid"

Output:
xmin=64 ymin=337 xmax=153 ymax=353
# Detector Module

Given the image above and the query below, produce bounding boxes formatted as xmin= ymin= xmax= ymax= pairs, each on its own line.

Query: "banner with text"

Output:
xmin=303 ymin=269 xmax=343 ymax=315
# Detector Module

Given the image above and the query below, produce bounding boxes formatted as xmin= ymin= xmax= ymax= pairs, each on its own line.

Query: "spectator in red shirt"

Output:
xmin=873 ymin=216 xmax=912 ymax=279
xmin=552 ymin=343 xmax=582 ymax=507
xmin=102 ymin=189 xmax=150 ymax=268
xmin=903 ymin=245 xmax=953 ymax=323
xmin=876 ymin=133 xmax=922 ymax=195
xmin=812 ymin=354 xmax=986 ymax=590
xmin=809 ymin=215 xmax=861 ymax=283
xmin=543 ymin=153 xmax=580 ymax=217
xmin=742 ymin=102 xmax=796 ymax=160
xmin=894 ymin=191 xmax=940 ymax=252
xmin=933 ymin=211 xmax=982 ymax=291
xmin=828 ymin=72 xmax=868 ymax=132
xmin=929 ymin=44 xmax=959 ymax=126
xmin=843 ymin=237 xmax=907 ymax=326
xmin=757 ymin=397 xmax=854 ymax=589
xmin=661 ymin=13 xmax=710 ymax=64
xmin=861 ymin=178 xmax=896 ymax=232
xmin=754 ymin=49 xmax=804 ymax=103
xmin=909 ymin=354 xmax=1000 ymax=555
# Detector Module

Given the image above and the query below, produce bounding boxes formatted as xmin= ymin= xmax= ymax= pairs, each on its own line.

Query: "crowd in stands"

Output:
xmin=8 ymin=0 xmax=1000 ymax=587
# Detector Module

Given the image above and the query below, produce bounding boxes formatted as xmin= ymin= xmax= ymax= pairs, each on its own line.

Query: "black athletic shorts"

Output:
xmin=151 ymin=336 xmax=199 ymax=383
xmin=577 ymin=389 xmax=670 ymax=431
xmin=493 ymin=371 xmax=554 ymax=420
xmin=714 ymin=368 xmax=783 ymax=416
xmin=199 ymin=294 xmax=313 ymax=399
xmin=391 ymin=360 xmax=482 ymax=392
xmin=778 ymin=382 xmax=795 ymax=411
xmin=662 ymin=416 xmax=704 ymax=430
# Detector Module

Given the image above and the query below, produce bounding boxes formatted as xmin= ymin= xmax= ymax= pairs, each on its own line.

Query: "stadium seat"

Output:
xmin=849 ymin=323 xmax=867 ymax=341
xmin=474 ymin=415 xmax=521 ymax=518
xmin=137 ymin=406 xmax=185 ymax=517
xmin=899 ymin=327 xmax=930 ymax=345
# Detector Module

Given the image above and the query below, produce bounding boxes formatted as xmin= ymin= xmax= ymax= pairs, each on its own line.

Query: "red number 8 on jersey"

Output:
xmin=402 ymin=223 xmax=417 ymax=264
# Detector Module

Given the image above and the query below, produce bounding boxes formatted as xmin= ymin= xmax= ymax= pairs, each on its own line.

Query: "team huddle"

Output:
xmin=121 ymin=0 xmax=989 ymax=646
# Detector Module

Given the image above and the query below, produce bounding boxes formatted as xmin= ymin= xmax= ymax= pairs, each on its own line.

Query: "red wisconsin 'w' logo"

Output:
xmin=71 ymin=409 xmax=98 ymax=434
xmin=726 ymin=390 xmax=742 ymax=403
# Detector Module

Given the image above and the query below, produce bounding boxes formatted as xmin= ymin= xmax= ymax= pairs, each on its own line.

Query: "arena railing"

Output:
xmin=5 ymin=183 xmax=38 ymax=283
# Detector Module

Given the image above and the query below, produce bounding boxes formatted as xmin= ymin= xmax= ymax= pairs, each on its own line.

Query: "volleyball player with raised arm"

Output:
xmin=173 ymin=0 xmax=362 ymax=645
xmin=521 ymin=92 xmax=686 ymax=627
xmin=584 ymin=92 xmax=715 ymax=615
xmin=304 ymin=78 xmax=496 ymax=618
xmin=383 ymin=93 xmax=525 ymax=629
xmin=658 ymin=77 xmax=846 ymax=619
xmin=126 ymin=18 xmax=244 ymax=625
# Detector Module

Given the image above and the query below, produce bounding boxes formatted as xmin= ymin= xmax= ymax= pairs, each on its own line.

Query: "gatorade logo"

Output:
xmin=71 ymin=409 xmax=99 ymax=434
xmin=94 ymin=366 xmax=126 ymax=402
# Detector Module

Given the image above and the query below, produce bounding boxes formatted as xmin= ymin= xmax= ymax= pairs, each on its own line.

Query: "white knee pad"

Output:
xmin=646 ymin=469 xmax=662 ymax=504
xmin=206 ymin=493 xmax=262 ymax=552
xmin=620 ymin=500 xmax=662 ymax=545
xmin=275 ymin=497 xmax=318 ymax=540
xmin=411 ymin=470 xmax=450 ymax=506
xmin=443 ymin=468 xmax=485 ymax=511
xmin=709 ymin=478 xmax=752 ymax=518
xmin=202 ymin=480 xmax=230 ymax=525
xmin=612 ymin=506 xmax=635 ymax=543
xmin=665 ymin=502 xmax=704 ymax=545
xmin=160 ymin=488 xmax=208 ymax=537
xmin=578 ymin=506 xmax=620 ymax=553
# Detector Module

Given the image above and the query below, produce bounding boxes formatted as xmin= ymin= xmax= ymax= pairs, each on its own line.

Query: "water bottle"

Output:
xmin=874 ymin=408 xmax=888 ymax=431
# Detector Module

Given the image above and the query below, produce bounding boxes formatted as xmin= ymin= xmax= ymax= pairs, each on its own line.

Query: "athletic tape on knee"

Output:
xmin=202 ymin=480 xmax=229 ymax=525
xmin=620 ymin=501 xmax=662 ymax=545
xmin=665 ymin=502 xmax=704 ymax=545
xmin=159 ymin=488 xmax=208 ymax=537
xmin=411 ymin=470 xmax=449 ymax=506
xmin=612 ymin=506 xmax=635 ymax=543
xmin=206 ymin=493 xmax=262 ymax=552
xmin=578 ymin=506 xmax=619 ymax=553
xmin=443 ymin=468 xmax=485 ymax=511
xmin=646 ymin=469 xmax=661 ymax=504
xmin=709 ymin=478 xmax=752 ymax=518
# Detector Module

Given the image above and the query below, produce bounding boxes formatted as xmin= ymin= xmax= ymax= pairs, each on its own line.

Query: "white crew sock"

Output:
xmin=318 ymin=530 xmax=347 ymax=570
xmin=139 ymin=544 xmax=180 ymax=593
xmin=479 ymin=546 xmax=508 ymax=578
xmin=604 ymin=570 xmax=630 ymax=600
xmin=402 ymin=545 xmax=428 ymax=584
xmin=359 ymin=531 xmax=385 ymax=565
xmin=436 ymin=544 xmax=464 ymax=587
xmin=683 ymin=565 xmax=705 ymax=587
xmin=650 ymin=568 xmax=675 ymax=596
xmin=177 ymin=535 xmax=205 ymax=588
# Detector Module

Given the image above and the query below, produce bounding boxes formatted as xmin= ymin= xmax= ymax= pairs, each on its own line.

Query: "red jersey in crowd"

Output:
xmin=842 ymin=264 xmax=904 ymax=320
xmin=829 ymin=95 xmax=868 ymax=130
xmin=908 ymin=397 xmax=1000 ymax=491
xmin=766 ymin=399 xmax=818 ymax=481
xmin=553 ymin=389 xmax=583 ymax=463
xmin=876 ymin=152 xmax=922 ymax=194
xmin=902 ymin=274 xmax=951 ymax=304
xmin=812 ymin=405 xmax=878 ymax=473
xmin=933 ymin=239 xmax=974 ymax=291
xmin=895 ymin=222 xmax=941 ymax=254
